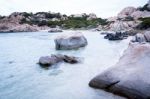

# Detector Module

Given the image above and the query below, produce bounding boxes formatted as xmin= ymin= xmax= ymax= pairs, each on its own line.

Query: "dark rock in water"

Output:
xmin=55 ymin=33 xmax=88 ymax=50
xmin=63 ymin=55 xmax=79 ymax=64
xmin=39 ymin=56 xmax=60 ymax=66
xmin=39 ymin=54 xmax=80 ymax=67
xmin=89 ymin=43 xmax=150 ymax=99
xmin=8 ymin=61 xmax=14 ymax=64
xmin=104 ymin=32 xmax=125 ymax=40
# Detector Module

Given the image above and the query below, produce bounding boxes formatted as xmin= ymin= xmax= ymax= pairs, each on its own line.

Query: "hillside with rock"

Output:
xmin=100 ymin=0 xmax=150 ymax=33
xmin=0 ymin=12 xmax=50 ymax=32
xmin=0 ymin=12 xmax=107 ymax=32
xmin=0 ymin=1 xmax=149 ymax=33
xmin=89 ymin=1 xmax=150 ymax=98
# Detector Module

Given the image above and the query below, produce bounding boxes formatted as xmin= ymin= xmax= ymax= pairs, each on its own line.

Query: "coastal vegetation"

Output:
xmin=19 ymin=12 xmax=108 ymax=29
xmin=137 ymin=17 xmax=150 ymax=29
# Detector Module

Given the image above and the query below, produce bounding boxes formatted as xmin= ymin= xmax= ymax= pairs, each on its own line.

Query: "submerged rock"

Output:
xmin=63 ymin=55 xmax=79 ymax=64
xmin=89 ymin=43 xmax=150 ymax=99
xmin=54 ymin=33 xmax=88 ymax=50
xmin=48 ymin=28 xmax=63 ymax=33
xmin=39 ymin=54 xmax=80 ymax=67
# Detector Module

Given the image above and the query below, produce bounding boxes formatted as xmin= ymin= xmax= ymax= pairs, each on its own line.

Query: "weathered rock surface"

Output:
xmin=132 ymin=31 xmax=150 ymax=43
xmin=102 ymin=1 xmax=150 ymax=32
xmin=134 ymin=33 xmax=146 ymax=43
xmin=109 ymin=20 xmax=137 ymax=32
xmin=89 ymin=42 xmax=150 ymax=99
xmin=55 ymin=33 xmax=88 ymax=50
xmin=131 ymin=10 xmax=150 ymax=19
xmin=118 ymin=7 xmax=137 ymax=18
xmin=0 ymin=24 xmax=38 ymax=33
xmin=144 ymin=31 xmax=150 ymax=42
xmin=118 ymin=6 xmax=150 ymax=20
xmin=0 ymin=12 xmax=40 ymax=33
xmin=39 ymin=54 xmax=80 ymax=67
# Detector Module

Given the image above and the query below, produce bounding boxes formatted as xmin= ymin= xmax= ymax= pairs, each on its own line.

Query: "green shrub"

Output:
xmin=63 ymin=17 xmax=108 ymax=29
xmin=19 ymin=12 xmax=109 ymax=29
xmin=137 ymin=17 xmax=150 ymax=29
xmin=22 ymin=12 xmax=33 ymax=18
xmin=38 ymin=20 xmax=47 ymax=26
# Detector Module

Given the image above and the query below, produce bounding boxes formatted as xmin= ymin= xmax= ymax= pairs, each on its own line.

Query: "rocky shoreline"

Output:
xmin=0 ymin=0 xmax=150 ymax=99
xmin=0 ymin=0 xmax=149 ymax=33
xmin=89 ymin=31 xmax=150 ymax=99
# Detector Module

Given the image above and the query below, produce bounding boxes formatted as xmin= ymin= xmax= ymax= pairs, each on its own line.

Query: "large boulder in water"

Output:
xmin=89 ymin=43 xmax=150 ymax=99
xmin=39 ymin=55 xmax=63 ymax=66
xmin=54 ymin=33 xmax=88 ymax=50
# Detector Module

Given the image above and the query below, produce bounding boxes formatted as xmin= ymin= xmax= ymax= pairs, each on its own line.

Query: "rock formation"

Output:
xmin=89 ymin=31 xmax=150 ymax=99
xmin=0 ymin=12 xmax=39 ymax=32
xmin=54 ymin=32 xmax=88 ymax=50
xmin=132 ymin=31 xmax=150 ymax=43
xmin=39 ymin=54 xmax=80 ymax=67
xmin=118 ymin=7 xmax=136 ymax=19
xmin=102 ymin=1 xmax=150 ymax=33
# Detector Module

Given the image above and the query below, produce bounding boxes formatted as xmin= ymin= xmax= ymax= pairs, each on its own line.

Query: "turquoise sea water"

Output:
xmin=0 ymin=30 xmax=129 ymax=99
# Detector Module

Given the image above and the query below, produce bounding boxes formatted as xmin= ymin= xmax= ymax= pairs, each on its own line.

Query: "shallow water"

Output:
xmin=0 ymin=30 xmax=130 ymax=99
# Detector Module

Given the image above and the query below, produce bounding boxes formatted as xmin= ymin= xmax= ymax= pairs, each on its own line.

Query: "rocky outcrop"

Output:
xmin=103 ymin=1 xmax=150 ymax=32
xmin=103 ymin=20 xmax=138 ymax=40
xmin=134 ymin=33 xmax=146 ymax=43
xmin=0 ymin=24 xmax=38 ymax=33
xmin=39 ymin=54 xmax=80 ymax=67
xmin=131 ymin=11 xmax=150 ymax=19
xmin=132 ymin=31 xmax=150 ymax=42
xmin=109 ymin=20 xmax=137 ymax=32
xmin=118 ymin=7 xmax=137 ymax=18
xmin=118 ymin=6 xmax=150 ymax=20
xmin=0 ymin=12 xmax=39 ymax=32
xmin=89 ymin=42 xmax=150 ymax=99
xmin=144 ymin=31 xmax=150 ymax=41
xmin=104 ymin=32 xmax=128 ymax=40
xmin=54 ymin=33 xmax=88 ymax=50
